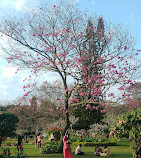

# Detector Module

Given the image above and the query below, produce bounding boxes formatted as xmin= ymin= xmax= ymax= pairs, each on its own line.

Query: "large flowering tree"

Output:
xmin=0 ymin=1 xmax=140 ymax=152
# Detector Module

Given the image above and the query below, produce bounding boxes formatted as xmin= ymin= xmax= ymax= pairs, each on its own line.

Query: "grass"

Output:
xmin=1 ymin=138 xmax=132 ymax=158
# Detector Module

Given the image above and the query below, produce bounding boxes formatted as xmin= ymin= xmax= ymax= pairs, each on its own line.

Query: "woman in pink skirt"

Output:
xmin=63 ymin=132 xmax=73 ymax=158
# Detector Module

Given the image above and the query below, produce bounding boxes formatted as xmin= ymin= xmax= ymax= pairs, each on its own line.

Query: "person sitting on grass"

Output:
xmin=100 ymin=146 xmax=110 ymax=156
xmin=75 ymin=144 xmax=84 ymax=155
xmin=94 ymin=144 xmax=103 ymax=156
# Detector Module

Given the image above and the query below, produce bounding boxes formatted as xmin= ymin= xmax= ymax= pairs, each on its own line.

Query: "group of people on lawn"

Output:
xmin=17 ymin=131 xmax=110 ymax=157
xmin=63 ymin=131 xmax=110 ymax=158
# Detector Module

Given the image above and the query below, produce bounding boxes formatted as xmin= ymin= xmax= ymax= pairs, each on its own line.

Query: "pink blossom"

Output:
xmin=68 ymin=99 xmax=73 ymax=102
xmin=124 ymin=46 xmax=127 ymax=50
xmin=60 ymin=108 xmax=63 ymax=111
xmin=83 ymin=77 xmax=87 ymax=83
xmin=86 ymin=104 xmax=91 ymax=110
xmin=80 ymin=92 xmax=85 ymax=96
xmin=108 ymin=93 xmax=115 ymax=97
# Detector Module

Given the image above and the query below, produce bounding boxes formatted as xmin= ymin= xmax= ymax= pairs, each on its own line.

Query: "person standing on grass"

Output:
xmin=37 ymin=133 xmax=42 ymax=149
xmin=17 ymin=135 xmax=23 ymax=151
xmin=63 ymin=131 xmax=73 ymax=158
xmin=34 ymin=135 xmax=37 ymax=147
xmin=50 ymin=133 xmax=54 ymax=142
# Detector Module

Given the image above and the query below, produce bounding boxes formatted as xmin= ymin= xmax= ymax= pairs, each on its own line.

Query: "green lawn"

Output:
xmin=2 ymin=138 xmax=132 ymax=158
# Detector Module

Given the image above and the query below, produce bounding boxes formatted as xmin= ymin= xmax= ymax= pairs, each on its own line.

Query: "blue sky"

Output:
xmin=0 ymin=0 xmax=141 ymax=101
xmin=79 ymin=0 xmax=141 ymax=49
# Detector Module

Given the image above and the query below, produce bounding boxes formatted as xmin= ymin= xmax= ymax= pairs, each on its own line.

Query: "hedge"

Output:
xmin=72 ymin=141 xmax=117 ymax=147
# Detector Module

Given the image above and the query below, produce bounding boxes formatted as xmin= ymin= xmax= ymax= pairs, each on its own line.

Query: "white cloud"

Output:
xmin=0 ymin=65 xmax=26 ymax=100
xmin=0 ymin=89 xmax=8 ymax=97
xmin=1 ymin=66 xmax=18 ymax=78
xmin=1 ymin=85 xmax=8 ymax=90
xmin=0 ymin=0 xmax=31 ymax=11
xmin=15 ymin=0 xmax=26 ymax=11
xmin=0 ymin=0 xmax=13 ymax=7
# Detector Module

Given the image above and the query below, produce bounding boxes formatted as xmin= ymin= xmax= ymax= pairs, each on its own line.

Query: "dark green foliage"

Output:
xmin=73 ymin=103 xmax=104 ymax=130
xmin=72 ymin=141 xmax=117 ymax=147
xmin=0 ymin=113 xmax=18 ymax=137
xmin=0 ymin=105 xmax=16 ymax=112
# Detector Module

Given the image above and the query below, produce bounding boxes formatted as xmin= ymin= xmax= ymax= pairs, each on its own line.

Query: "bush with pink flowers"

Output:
xmin=111 ymin=109 xmax=141 ymax=158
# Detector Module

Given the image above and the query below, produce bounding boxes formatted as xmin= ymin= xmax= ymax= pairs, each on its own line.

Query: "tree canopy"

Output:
xmin=0 ymin=113 xmax=18 ymax=137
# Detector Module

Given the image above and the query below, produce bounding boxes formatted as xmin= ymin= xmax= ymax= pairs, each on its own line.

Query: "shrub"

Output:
xmin=47 ymin=127 xmax=63 ymax=141
xmin=70 ymin=131 xmax=111 ymax=143
xmin=42 ymin=141 xmax=59 ymax=154
xmin=0 ymin=147 xmax=28 ymax=158
xmin=112 ymin=109 xmax=141 ymax=158
xmin=72 ymin=140 xmax=117 ymax=147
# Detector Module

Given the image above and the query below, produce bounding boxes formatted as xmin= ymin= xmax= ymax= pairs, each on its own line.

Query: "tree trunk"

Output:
xmin=58 ymin=97 xmax=70 ymax=153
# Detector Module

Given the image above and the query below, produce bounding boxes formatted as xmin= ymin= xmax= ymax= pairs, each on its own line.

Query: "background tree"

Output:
xmin=124 ymin=82 xmax=141 ymax=108
xmin=0 ymin=113 xmax=18 ymax=146
xmin=38 ymin=99 xmax=63 ymax=131
xmin=9 ymin=97 xmax=39 ymax=135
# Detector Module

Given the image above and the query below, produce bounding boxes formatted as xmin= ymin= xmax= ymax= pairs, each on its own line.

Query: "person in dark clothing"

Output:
xmin=17 ymin=135 xmax=23 ymax=151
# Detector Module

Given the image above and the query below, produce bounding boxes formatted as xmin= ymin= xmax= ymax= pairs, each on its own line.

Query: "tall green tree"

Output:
xmin=72 ymin=102 xmax=104 ymax=131
xmin=0 ymin=113 xmax=18 ymax=145
xmin=72 ymin=18 xmax=105 ymax=130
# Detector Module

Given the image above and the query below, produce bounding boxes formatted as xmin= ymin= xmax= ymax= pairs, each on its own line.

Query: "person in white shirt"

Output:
xmin=50 ymin=133 xmax=54 ymax=142
xmin=75 ymin=144 xmax=84 ymax=155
